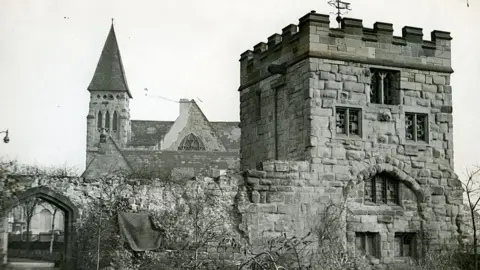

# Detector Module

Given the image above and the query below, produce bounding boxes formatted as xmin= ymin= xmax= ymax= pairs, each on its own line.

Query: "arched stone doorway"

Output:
xmin=1 ymin=186 xmax=79 ymax=269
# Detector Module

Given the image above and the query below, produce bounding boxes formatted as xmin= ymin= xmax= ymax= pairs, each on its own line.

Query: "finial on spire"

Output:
xmin=328 ymin=0 xmax=352 ymax=27
xmin=111 ymin=18 xmax=114 ymax=25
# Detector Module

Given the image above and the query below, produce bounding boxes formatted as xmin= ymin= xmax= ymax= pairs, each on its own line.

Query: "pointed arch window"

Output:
xmin=178 ymin=133 xmax=206 ymax=151
xmin=97 ymin=111 xmax=103 ymax=129
xmin=105 ymin=111 xmax=110 ymax=131
xmin=112 ymin=111 xmax=118 ymax=132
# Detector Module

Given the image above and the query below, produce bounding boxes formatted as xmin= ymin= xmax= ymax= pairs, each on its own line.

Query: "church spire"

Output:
xmin=88 ymin=21 xmax=132 ymax=98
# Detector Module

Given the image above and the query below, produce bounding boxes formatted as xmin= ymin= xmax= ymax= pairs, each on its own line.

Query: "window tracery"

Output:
xmin=178 ymin=133 xmax=206 ymax=151
xmin=369 ymin=69 xmax=400 ymax=105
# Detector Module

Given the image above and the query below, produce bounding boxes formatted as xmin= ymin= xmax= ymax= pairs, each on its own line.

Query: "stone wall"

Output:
xmin=236 ymin=159 xmax=465 ymax=267
xmin=239 ymin=61 xmax=309 ymax=170
xmin=0 ymin=169 xmax=244 ymax=269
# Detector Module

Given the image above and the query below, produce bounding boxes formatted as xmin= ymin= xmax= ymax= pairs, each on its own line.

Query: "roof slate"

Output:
xmin=130 ymin=120 xmax=174 ymax=147
xmin=210 ymin=122 xmax=241 ymax=151
xmin=88 ymin=24 xmax=132 ymax=98
xmin=129 ymin=120 xmax=240 ymax=150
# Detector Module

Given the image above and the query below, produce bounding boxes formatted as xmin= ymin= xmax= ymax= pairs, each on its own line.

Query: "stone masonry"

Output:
xmin=0 ymin=10 xmax=468 ymax=270
xmin=237 ymin=11 xmax=464 ymax=268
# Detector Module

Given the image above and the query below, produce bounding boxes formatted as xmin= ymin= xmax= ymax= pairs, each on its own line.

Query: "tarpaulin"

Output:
xmin=117 ymin=211 xmax=164 ymax=251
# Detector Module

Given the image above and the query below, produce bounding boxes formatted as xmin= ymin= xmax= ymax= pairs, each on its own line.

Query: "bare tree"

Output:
xmin=462 ymin=167 xmax=480 ymax=270
xmin=21 ymin=197 xmax=41 ymax=253
xmin=35 ymin=200 xmax=61 ymax=255
xmin=49 ymin=207 xmax=58 ymax=254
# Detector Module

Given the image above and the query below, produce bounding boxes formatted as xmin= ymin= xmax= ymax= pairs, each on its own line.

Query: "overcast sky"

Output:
xmin=0 ymin=0 xmax=478 ymax=174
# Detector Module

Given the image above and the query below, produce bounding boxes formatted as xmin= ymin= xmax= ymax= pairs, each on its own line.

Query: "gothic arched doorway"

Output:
xmin=1 ymin=186 xmax=79 ymax=269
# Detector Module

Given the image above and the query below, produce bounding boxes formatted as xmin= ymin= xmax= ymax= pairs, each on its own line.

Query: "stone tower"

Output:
xmin=86 ymin=23 xmax=132 ymax=166
xmin=239 ymin=11 xmax=453 ymax=170
xmin=238 ymin=11 xmax=463 ymax=267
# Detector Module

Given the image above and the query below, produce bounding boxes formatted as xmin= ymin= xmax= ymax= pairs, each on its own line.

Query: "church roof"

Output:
xmin=130 ymin=120 xmax=174 ymax=147
xmin=129 ymin=120 xmax=240 ymax=150
xmin=88 ymin=23 xmax=132 ymax=98
xmin=210 ymin=122 xmax=241 ymax=152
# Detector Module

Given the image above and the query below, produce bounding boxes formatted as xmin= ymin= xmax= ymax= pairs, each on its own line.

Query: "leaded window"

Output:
xmin=355 ymin=232 xmax=379 ymax=258
xmin=370 ymin=69 xmax=400 ymax=105
xmin=178 ymin=133 xmax=206 ymax=151
xmin=365 ymin=173 xmax=399 ymax=205
xmin=405 ymin=113 xmax=427 ymax=142
xmin=394 ymin=233 xmax=417 ymax=257
xmin=336 ymin=107 xmax=361 ymax=137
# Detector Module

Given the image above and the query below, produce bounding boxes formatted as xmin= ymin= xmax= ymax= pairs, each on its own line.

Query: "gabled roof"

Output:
xmin=129 ymin=120 xmax=174 ymax=147
xmin=88 ymin=23 xmax=132 ymax=98
xmin=129 ymin=119 xmax=241 ymax=150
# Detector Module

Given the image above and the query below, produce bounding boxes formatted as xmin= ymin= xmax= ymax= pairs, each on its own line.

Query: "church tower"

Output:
xmin=86 ymin=22 xmax=132 ymax=166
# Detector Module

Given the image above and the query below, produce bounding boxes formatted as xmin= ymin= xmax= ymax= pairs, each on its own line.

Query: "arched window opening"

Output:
xmin=112 ymin=111 xmax=118 ymax=132
xmin=369 ymin=69 xmax=400 ymax=105
xmin=178 ymin=133 xmax=206 ymax=151
xmin=105 ymin=111 xmax=110 ymax=131
xmin=97 ymin=111 xmax=103 ymax=129
xmin=365 ymin=173 xmax=399 ymax=205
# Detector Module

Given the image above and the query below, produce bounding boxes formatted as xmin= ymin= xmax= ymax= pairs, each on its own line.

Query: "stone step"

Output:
xmin=6 ymin=261 xmax=57 ymax=269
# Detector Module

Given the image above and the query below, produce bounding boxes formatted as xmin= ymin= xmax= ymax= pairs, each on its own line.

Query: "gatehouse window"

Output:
xmin=370 ymin=69 xmax=400 ymax=105
xmin=365 ymin=173 xmax=399 ymax=205
xmin=405 ymin=113 xmax=428 ymax=143
xmin=394 ymin=232 xmax=417 ymax=257
xmin=336 ymin=107 xmax=361 ymax=137
xmin=355 ymin=232 xmax=379 ymax=258
xmin=178 ymin=133 xmax=206 ymax=151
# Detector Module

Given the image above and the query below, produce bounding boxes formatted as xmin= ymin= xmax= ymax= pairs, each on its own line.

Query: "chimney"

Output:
xmin=179 ymin=99 xmax=191 ymax=116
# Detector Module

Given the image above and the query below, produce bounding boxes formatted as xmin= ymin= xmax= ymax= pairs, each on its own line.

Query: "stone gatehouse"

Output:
xmin=237 ymin=10 xmax=463 ymax=267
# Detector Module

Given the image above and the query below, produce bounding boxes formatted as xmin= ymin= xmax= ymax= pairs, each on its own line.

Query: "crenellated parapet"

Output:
xmin=239 ymin=10 xmax=453 ymax=89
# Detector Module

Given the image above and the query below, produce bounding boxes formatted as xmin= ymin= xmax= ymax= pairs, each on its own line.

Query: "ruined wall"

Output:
xmin=0 ymin=169 xmax=244 ymax=268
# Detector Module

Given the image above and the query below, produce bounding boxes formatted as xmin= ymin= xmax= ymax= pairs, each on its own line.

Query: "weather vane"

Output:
xmin=328 ymin=0 xmax=352 ymax=27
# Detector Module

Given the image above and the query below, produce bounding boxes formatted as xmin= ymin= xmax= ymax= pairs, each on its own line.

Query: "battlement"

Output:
xmin=239 ymin=11 xmax=453 ymax=88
